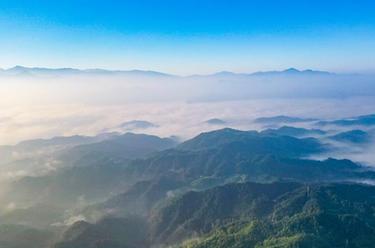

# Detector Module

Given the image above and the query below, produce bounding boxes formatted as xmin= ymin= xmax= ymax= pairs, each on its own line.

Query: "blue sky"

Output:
xmin=0 ymin=0 xmax=374 ymax=74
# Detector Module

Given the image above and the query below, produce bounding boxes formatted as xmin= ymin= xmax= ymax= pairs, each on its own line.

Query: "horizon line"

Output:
xmin=0 ymin=65 xmax=347 ymax=77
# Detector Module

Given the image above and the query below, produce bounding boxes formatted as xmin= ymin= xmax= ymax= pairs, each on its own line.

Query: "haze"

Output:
xmin=1 ymin=2 xmax=375 ymax=248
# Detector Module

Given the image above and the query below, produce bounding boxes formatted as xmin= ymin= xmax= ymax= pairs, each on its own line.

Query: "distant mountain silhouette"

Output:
xmin=318 ymin=114 xmax=375 ymax=126
xmin=262 ymin=126 xmax=326 ymax=137
xmin=250 ymin=67 xmax=332 ymax=76
xmin=205 ymin=118 xmax=227 ymax=125
xmin=0 ymin=66 xmax=333 ymax=78
xmin=0 ymin=66 xmax=174 ymax=77
xmin=329 ymin=130 xmax=371 ymax=144
xmin=191 ymin=68 xmax=333 ymax=78
xmin=254 ymin=115 xmax=317 ymax=124
xmin=119 ymin=120 xmax=159 ymax=131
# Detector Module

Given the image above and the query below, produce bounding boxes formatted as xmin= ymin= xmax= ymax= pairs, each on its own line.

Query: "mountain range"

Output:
xmin=0 ymin=66 xmax=334 ymax=78
xmin=0 ymin=66 xmax=173 ymax=77
xmin=0 ymin=116 xmax=375 ymax=247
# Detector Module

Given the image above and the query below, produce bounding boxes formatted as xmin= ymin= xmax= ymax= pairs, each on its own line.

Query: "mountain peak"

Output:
xmin=9 ymin=65 xmax=28 ymax=71
xmin=0 ymin=66 xmax=334 ymax=78
xmin=284 ymin=68 xmax=300 ymax=73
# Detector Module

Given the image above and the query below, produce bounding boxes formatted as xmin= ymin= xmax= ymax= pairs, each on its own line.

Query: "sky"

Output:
xmin=0 ymin=0 xmax=374 ymax=75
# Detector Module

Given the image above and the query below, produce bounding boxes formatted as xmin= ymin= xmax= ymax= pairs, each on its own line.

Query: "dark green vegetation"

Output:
xmin=59 ymin=132 xmax=177 ymax=166
xmin=1 ymin=124 xmax=375 ymax=247
xmin=55 ymin=182 xmax=375 ymax=248
xmin=0 ymin=224 xmax=55 ymax=248
xmin=54 ymin=217 xmax=149 ymax=248
xmin=176 ymin=128 xmax=324 ymax=155
xmin=2 ymin=133 xmax=177 ymax=209
xmin=168 ymin=182 xmax=375 ymax=248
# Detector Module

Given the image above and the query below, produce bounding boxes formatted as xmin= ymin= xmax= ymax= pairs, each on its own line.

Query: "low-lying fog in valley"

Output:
xmin=1 ymin=69 xmax=375 ymax=144
xmin=1 ymin=70 xmax=375 ymax=181
xmin=1 ymin=68 xmax=375 ymax=247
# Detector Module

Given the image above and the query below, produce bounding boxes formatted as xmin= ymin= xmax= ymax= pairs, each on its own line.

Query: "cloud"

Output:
xmin=51 ymin=214 xmax=87 ymax=227
xmin=1 ymin=73 xmax=375 ymax=168
xmin=1 ymin=97 xmax=375 ymax=146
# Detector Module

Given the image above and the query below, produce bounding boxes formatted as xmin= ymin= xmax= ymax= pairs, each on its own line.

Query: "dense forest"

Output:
xmin=1 ymin=114 xmax=375 ymax=247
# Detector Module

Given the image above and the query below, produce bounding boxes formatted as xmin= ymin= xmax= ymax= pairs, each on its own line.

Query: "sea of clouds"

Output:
xmin=1 ymin=73 xmax=375 ymax=145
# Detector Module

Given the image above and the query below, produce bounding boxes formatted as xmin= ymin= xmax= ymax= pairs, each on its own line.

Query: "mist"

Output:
xmin=1 ymin=71 xmax=375 ymax=145
xmin=1 ymin=70 xmax=375 ymax=247
xmin=1 ymin=71 xmax=375 ymax=180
